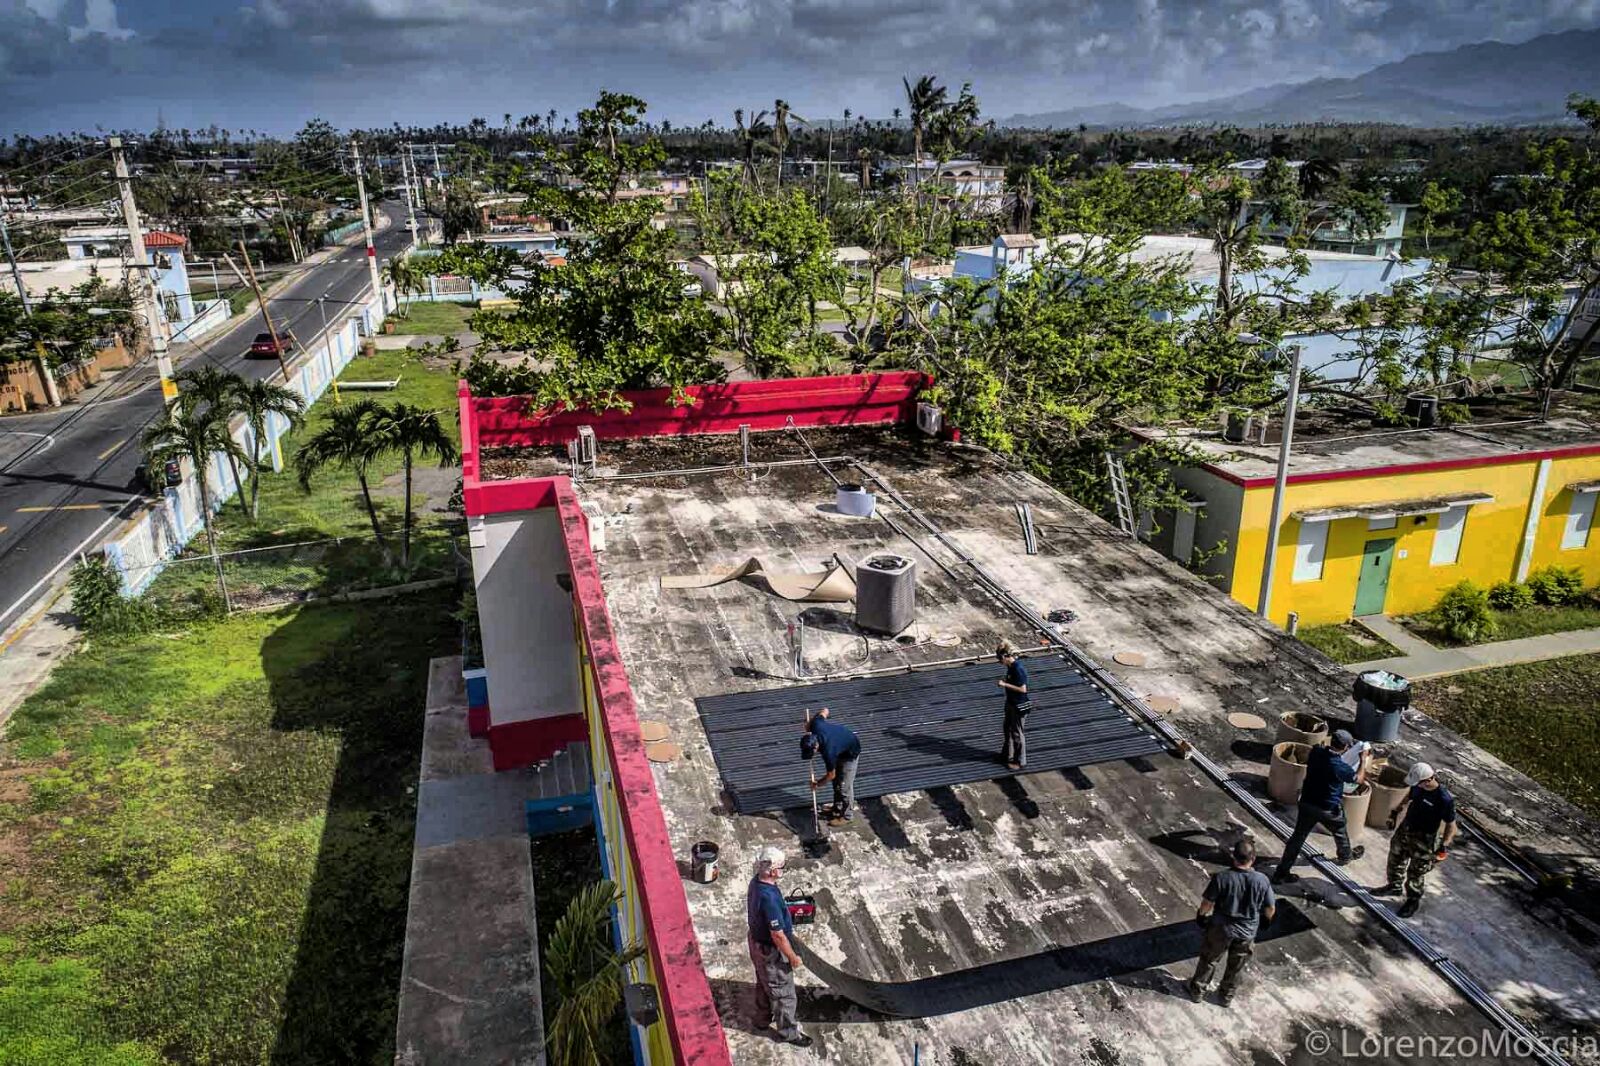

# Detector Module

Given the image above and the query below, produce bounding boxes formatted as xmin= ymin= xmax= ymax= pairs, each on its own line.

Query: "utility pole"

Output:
xmin=0 ymin=213 xmax=61 ymax=407
xmin=273 ymin=189 xmax=303 ymax=262
xmin=400 ymin=148 xmax=419 ymax=239
xmin=351 ymin=139 xmax=386 ymax=316
xmin=236 ymin=239 xmax=291 ymax=384
xmin=110 ymin=136 xmax=174 ymax=407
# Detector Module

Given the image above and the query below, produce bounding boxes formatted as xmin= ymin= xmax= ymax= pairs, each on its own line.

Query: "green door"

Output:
xmin=1353 ymin=538 xmax=1396 ymax=617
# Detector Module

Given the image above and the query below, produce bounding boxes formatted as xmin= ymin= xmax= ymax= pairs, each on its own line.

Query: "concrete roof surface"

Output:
xmin=1138 ymin=415 xmax=1600 ymax=481
xmin=493 ymin=426 xmax=1600 ymax=1064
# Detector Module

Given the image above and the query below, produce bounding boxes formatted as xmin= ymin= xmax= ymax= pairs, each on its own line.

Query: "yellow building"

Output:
xmin=1134 ymin=416 xmax=1600 ymax=628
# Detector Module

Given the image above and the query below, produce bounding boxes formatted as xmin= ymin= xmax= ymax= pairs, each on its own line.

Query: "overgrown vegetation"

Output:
xmin=0 ymin=591 xmax=456 ymax=1063
xmin=1412 ymin=571 xmax=1600 ymax=647
xmin=1430 ymin=581 xmax=1498 ymax=644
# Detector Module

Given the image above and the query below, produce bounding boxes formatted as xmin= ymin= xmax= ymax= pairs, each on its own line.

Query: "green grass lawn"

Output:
xmin=1405 ymin=600 xmax=1600 ymax=648
xmin=1298 ymin=622 xmax=1401 ymax=664
xmin=0 ymin=590 xmax=456 ymax=1063
xmin=1413 ymin=654 xmax=1600 ymax=816
xmin=143 ymin=347 xmax=463 ymax=611
xmin=387 ymin=301 xmax=475 ymax=335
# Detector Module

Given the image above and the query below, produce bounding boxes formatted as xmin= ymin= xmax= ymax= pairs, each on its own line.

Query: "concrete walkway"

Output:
xmin=1348 ymin=613 xmax=1600 ymax=679
xmin=0 ymin=586 xmax=80 ymax=731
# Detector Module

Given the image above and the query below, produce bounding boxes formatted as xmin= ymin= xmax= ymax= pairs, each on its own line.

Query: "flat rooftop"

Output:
xmin=1137 ymin=409 xmax=1600 ymax=482
xmin=955 ymin=233 xmax=1388 ymax=283
xmin=493 ymin=425 xmax=1600 ymax=1064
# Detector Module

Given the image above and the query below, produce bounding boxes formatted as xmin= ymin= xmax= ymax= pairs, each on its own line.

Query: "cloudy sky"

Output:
xmin=3 ymin=0 xmax=1598 ymax=135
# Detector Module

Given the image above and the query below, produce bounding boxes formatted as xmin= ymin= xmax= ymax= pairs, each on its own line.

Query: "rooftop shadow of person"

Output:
xmin=261 ymin=590 xmax=456 ymax=1065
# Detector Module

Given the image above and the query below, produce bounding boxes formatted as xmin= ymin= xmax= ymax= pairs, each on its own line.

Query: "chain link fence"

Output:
xmin=125 ymin=530 xmax=465 ymax=616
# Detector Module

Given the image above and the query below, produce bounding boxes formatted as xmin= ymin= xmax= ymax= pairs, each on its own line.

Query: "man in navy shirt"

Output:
xmin=807 ymin=707 xmax=862 ymax=825
xmin=1188 ymin=838 xmax=1276 ymax=1007
xmin=746 ymin=846 xmax=811 ymax=1047
xmin=1271 ymin=729 xmax=1366 ymax=883
xmin=1378 ymin=762 xmax=1457 ymax=918
xmin=996 ymin=642 xmax=1030 ymax=771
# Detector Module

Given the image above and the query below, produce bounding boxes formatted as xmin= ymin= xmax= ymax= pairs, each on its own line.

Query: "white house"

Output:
xmin=924 ymin=232 xmax=1435 ymax=384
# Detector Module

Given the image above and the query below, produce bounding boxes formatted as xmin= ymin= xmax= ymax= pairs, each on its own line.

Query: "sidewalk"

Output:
xmin=0 ymin=586 xmax=80 ymax=730
xmin=1349 ymin=613 xmax=1600 ymax=678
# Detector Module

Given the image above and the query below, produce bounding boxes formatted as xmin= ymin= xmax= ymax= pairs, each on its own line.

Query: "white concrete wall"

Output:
xmin=471 ymin=508 xmax=581 ymax=727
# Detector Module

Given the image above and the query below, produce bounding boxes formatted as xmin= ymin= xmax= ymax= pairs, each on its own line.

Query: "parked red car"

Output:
xmin=248 ymin=331 xmax=294 ymax=358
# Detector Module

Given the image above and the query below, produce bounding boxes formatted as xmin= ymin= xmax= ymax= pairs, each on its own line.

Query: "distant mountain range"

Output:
xmin=1000 ymin=28 xmax=1600 ymax=129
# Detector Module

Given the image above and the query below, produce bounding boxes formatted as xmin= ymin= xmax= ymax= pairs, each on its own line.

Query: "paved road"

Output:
xmin=0 ymin=205 xmax=413 ymax=632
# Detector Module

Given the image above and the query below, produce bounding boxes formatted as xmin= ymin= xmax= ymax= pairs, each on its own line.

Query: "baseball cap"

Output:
xmin=1331 ymin=728 xmax=1354 ymax=749
xmin=1405 ymin=763 xmax=1435 ymax=787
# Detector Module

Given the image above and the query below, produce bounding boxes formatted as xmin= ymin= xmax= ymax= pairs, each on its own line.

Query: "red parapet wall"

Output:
xmin=470 ymin=371 xmax=929 ymax=448
xmin=552 ymin=480 xmax=732 ymax=1064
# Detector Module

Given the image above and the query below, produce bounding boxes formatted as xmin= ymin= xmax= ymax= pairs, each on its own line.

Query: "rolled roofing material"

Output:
xmin=661 ymin=556 xmax=857 ymax=603
xmin=793 ymin=902 xmax=1316 ymax=1018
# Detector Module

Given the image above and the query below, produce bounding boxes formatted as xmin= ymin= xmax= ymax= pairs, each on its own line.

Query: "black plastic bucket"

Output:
xmin=691 ymin=841 xmax=719 ymax=883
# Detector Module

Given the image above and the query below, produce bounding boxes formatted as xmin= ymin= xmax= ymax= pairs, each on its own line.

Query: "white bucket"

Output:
xmin=835 ymin=483 xmax=876 ymax=517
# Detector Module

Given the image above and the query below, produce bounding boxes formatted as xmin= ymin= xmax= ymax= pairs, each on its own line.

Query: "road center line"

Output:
xmin=17 ymin=503 xmax=121 ymax=512
xmin=96 ymin=436 xmax=130 ymax=461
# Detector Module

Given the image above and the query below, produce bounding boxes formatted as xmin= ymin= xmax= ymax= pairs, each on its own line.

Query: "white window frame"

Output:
xmin=1431 ymin=505 xmax=1468 ymax=566
xmin=1367 ymin=515 xmax=1398 ymax=531
xmin=1293 ymin=519 xmax=1329 ymax=583
xmin=1562 ymin=490 xmax=1597 ymax=551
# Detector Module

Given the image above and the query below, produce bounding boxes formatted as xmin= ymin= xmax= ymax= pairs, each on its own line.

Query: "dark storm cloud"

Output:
xmin=2 ymin=0 xmax=1598 ymax=133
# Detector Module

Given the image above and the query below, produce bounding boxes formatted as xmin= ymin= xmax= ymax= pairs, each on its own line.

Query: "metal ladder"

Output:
xmin=1105 ymin=453 xmax=1135 ymax=535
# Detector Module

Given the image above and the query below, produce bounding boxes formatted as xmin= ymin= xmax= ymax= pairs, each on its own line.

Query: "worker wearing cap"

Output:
xmin=747 ymin=846 xmax=812 ymax=1048
xmin=1188 ymin=837 xmax=1276 ymax=1007
xmin=1271 ymin=729 xmax=1366 ymax=883
xmin=1378 ymin=762 xmax=1457 ymax=918
xmin=996 ymin=642 xmax=1030 ymax=771
xmin=807 ymin=707 xmax=861 ymax=825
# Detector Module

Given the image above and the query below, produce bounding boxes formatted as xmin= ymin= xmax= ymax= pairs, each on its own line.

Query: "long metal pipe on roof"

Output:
xmin=849 ymin=459 xmax=1571 ymax=1066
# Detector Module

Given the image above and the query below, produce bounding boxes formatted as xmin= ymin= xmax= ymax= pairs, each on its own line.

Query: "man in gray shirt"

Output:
xmin=1187 ymin=837 xmax=1276 ymax=1007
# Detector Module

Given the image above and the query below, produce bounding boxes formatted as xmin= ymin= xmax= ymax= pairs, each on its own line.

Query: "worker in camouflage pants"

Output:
xmin=1378 ymin=762 xmax=1457 ymax=918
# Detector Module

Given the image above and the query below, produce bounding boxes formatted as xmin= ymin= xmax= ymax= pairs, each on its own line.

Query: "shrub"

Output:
xmin=1487 ymin=580 xmax=1534 ymax=611
xmin=1525 ymin=565 xmax=1585 ymax=607
xmin=68 ymin=557 xmax=156 ymax=638
xmin=1432 ymin=581 xmax=1498 ymax=644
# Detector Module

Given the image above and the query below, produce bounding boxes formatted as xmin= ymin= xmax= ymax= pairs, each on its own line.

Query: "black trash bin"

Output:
xmin=1353 ymin=670 xmax=1411 ymax=743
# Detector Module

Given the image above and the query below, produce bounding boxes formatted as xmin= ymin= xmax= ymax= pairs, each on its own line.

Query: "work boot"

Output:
xmin=1372 ymin=882 xmax=1400 ymax=896
xmin=828 ymin=812 xmax=853 ymax=826
xmin=783 ymin=1033 xmax=814 ymax=1048
xmin=1397 ymin=896 xmax=1421 ymax=919
xmin=1186 ymin=981 xmax=1205 ymax=1003
xmin=1335 ymin=845 xmax=1366 ymax=865
xmin=1217 ymin=990 xmax=1236 ymax=1008
xmin=1271 ymin=870 xmax=1299 ymax=885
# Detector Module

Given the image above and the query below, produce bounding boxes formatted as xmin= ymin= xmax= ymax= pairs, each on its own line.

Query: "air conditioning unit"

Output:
xmin=855 ymin=553 xmax=917 ymax=635
xmin=916 ymin=402 xmax=943 ymax=436
xmin=575 ymin=425 xmax=598 ymax=471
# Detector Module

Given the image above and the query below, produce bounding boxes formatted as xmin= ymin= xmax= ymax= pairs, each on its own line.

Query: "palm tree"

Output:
xmin=733 ymin=108 xmax=771 ymax=190
xmin=902 ymin=75 xmax=949 ymax=198
xmin=294 ymin=399 xmax=392 ymax=560
xmin=231 ymin=376 xmax=306 ymax=521
xmin=369 ymin=403 xmax=458 ymax=568
xmin=771 ymin=99 xmax=805 ymax=189
xmin=174 ymin=366 xmax=249 ymax=517
xmin=384 ymin=255 xmax=423 ymax=316
xmin=1298 ymin=157 xmax=1341 ymax=200
xmin=141 ymin=405 xmax=249 ymax=611
xmin=544 ymin=881 xmax=645 ymax=1066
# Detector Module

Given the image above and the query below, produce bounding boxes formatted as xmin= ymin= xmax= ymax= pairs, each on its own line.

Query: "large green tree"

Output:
xmin=693 ymin=174 xmax=845 ymax=377
xmin=436 ymin=91 xmax=723 ymax=409
xmin=1454 ymin=95 xmax=1600 ymax=392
